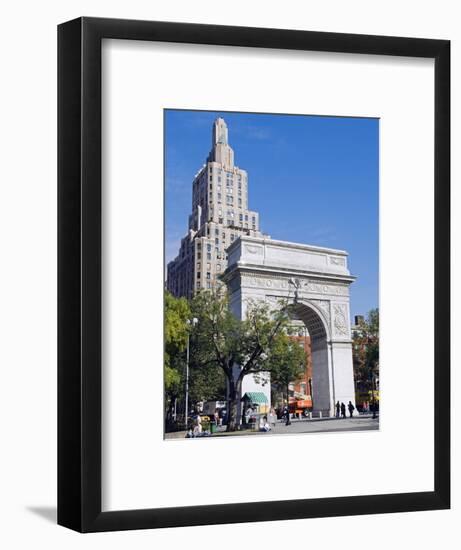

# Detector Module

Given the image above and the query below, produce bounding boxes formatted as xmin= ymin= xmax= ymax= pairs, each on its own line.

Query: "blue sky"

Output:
xmin=165 ymin=109 xmax=379 ymax=318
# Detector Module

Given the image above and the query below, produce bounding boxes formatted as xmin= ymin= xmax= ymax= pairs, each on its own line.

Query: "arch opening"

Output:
xmin=287 ymin=302 xmax=331 ymax=416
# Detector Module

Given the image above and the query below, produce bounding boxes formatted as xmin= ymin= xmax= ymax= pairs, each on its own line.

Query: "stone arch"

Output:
xmin=223 ymin=235 xmax=358 ymax=419
xmin=287 ymin=301 xmax=332 ymax=415
xmin=289 ymin=299 xmax=330 ymax=341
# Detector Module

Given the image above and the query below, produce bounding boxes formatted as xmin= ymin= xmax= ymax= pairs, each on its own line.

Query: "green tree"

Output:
xmin=164 ymin=291 xmax=226 ymax=427
xmin=267 ymin=332 xmax=307 ymax=420
xmin=190 ymin=288 xmax=292 ymax=431
xmin=164 ymin=291 xmax=190 ymax=413
xmin=188 ymin=364 xmax=226 ymax=406
xmin=353 ymin=308 xmax=379 ymax=410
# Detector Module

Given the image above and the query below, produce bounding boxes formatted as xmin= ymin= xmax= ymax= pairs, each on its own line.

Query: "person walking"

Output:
xmin=245 ymin=406 xmax=252 ymax=427
xmin=269 ymin=407 xmax=276 ymax=428
xmin=218 ymin=408 xmax=223 ymax=427
xmin=335 ymin=401 xmax=340 ymax=418
xmin=282 ymin=405 xmax=289 ymax=423
xmin=348 ymin=401 xmax=355 ymax=418
xmin=340 ymin=402 xmax=346 ymax=418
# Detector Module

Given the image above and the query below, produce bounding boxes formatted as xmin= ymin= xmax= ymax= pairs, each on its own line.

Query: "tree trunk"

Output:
xmin=226 ymin=376 xmax=243 ymax=432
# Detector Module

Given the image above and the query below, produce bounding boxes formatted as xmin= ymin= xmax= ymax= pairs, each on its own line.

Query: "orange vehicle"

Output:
xmin=289 ymin=397 xmax=313 ymax=417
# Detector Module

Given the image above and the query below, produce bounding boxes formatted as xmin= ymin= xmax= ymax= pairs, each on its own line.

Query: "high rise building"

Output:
xmin=167 ymin=118 xmax=264 ymax=298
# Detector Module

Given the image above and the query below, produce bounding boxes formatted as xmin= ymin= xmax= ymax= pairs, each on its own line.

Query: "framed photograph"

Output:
xmin=58 ymin=17 xmax=450 ymax=532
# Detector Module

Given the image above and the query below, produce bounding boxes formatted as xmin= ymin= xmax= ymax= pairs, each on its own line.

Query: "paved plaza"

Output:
xmin=165 ymin=414 xmax=379 ymax=439
xmin=261 ymin=414 xmax=379 ymax=435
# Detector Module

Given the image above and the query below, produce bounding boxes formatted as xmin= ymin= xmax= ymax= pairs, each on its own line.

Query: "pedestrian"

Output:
xmin=259 ymin=415 xmax=271 ymax=432
xmin=193 ymin=414 xmax=202 ymax=435
xmin=269 ymin=407 xmax=276 ymax=428
xmin=348 ymin=401 xmax=355 ymax=418
xmin=335 ymin=401 xmax=340 ymax=418
xmin=245 ymin=406 xmax=252 ymax=426
xmin=218 ymin=409 xmax=223 ymax=427
xmin=283 ymin=405 xmax=289 ymax=422
xmin=340 ymin=402 xmax=346 ymax=418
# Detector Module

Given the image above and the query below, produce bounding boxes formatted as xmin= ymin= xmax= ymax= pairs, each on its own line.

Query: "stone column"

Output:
xmin=330 ymin=341 xmax=357 ymax=411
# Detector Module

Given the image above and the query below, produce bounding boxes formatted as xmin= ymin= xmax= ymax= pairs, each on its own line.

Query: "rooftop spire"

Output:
xmin=212 ymin=117 xmax=228 ymax=146
xmin=209 ymin=118 xmax=234 ymax=169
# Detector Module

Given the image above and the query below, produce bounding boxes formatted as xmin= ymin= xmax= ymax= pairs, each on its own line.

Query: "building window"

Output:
xmin=238 ymin=198 xmax=242 ymax=207
xmin=207 ymin=281 xmax=211 ymax=289
xmin=206 ymin=263 xmax=211 ymax=270
xmin=206 ymin=272 xmax=211 ymax=280
xmin=207 ymin=244 xmax=211 ymax=252
xmin=239 ymin=214 xmax=243 ymax=221
xmin=215 ymin=228 xmax=219 ymax=235
xmin=215 ymin=237 xmax=219 ymax=245
xmin=217 ymin=264 xmax=221 ymax=271
xmin=197 ymin=272 xmax=201 ymax=279
xmin=207 ymin=252 xmax=211 ymax=260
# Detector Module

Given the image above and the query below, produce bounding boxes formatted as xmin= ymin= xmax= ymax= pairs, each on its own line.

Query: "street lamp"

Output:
xmin=185 ymin=317 xmax=198 ymax=429
xmin=286 ymin=278 xmax=302 ymax=426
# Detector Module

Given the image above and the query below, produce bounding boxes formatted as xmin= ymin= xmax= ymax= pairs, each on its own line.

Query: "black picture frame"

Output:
xmin=58 ymin=17 xmax=450 ymax=532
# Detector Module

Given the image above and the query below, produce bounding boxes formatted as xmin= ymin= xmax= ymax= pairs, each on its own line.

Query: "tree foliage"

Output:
xmin=164 ymin=291 xmax=190 ymax=399
xmin=190 ymin=288 xmax=293 ymax=431
xmin=164 ymin=291 xmax=226 ymax=421
xmin=352 ymin=308 xmax=379 ymax=395
xmin=267 ymin=332 xmax=307 ymax=397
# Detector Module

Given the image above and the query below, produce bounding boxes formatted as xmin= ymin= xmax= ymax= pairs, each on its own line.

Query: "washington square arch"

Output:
xmin=222 ymin=235 xmax=357 ymax=418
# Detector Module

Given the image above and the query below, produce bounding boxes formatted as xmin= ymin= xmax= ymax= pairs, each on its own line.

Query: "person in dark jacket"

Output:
xmin=340 ymin=402 xmax=346 ymax=418
xmin=335 ymin=401 xmax=340 ymax=418
xmin=348 ymin=401 xmax=355 ymax=418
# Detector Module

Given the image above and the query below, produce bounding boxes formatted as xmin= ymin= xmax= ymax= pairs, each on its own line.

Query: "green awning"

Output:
xmin=241 ymin=392 xmax=268 ymax=404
